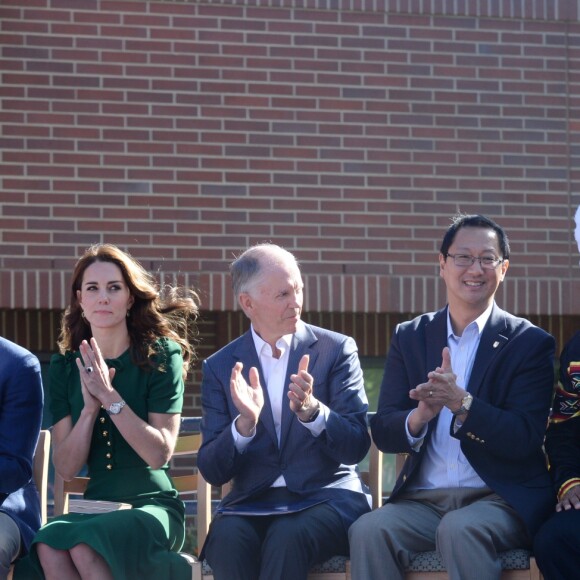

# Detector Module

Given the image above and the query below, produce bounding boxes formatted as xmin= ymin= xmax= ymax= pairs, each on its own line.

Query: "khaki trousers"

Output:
xmin=348 ymin=487 xmax=530 ymax=580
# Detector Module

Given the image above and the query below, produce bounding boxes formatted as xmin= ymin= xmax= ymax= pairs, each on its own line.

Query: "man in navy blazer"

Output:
xmin=198 ymin=243 xmax=371 ymax=580
xmin=0 ymin=336 xmax=44 ymax=577
xmin=349 ymin=214 xmax=556 ymax=580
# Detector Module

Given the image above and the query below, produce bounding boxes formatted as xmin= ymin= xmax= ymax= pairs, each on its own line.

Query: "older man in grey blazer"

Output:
xmin=197 ymin=243 xmax=371 ymax=580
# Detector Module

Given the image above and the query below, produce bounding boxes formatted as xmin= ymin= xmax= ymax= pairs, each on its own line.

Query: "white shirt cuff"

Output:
xmin=298 ymin=402 xmax=328 ymax=437
xmin=232 ymin=415 xmax=255 ymax=453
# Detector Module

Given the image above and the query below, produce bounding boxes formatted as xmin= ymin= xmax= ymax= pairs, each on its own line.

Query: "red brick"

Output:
xmin=0 ymin=0 xmax=579 ymax=323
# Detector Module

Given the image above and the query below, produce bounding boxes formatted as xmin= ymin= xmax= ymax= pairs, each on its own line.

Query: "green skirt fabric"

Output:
xmin=14 ymin=499 xmax=192 ymax=580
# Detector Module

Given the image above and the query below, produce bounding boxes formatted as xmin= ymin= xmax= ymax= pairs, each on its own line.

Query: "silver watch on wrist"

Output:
xmin=451 ymin=393 xmax=473 ymax=416
xmin=107 ymin=400 xmax=126 ymax=415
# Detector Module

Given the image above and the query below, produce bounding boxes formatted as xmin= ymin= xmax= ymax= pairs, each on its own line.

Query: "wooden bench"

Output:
xmin=191 ymin=416 xmax=543 ymax=580
xmin=44 ymin=417 xmax=543 ymax=580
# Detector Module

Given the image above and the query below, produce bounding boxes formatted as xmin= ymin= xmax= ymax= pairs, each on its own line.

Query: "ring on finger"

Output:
xmin=429 ymin=390 xmax=433 ymax=397
xmin=85 ymin=366 xmax=94 ymax=374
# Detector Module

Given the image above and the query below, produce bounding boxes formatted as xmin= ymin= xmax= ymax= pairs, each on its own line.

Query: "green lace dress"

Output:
xmin=14 ymin=339 xmax=192 ymax=580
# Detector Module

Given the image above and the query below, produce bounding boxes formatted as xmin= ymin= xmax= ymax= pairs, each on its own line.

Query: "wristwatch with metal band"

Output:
xmin=451 ymin=393 xmax=473 ymax=416
xmin=107 ymin=400 xmax=126 ymax=415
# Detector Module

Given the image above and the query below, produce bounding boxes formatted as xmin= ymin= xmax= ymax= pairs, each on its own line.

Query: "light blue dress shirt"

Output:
xmin=406 ymin=304 xmax=494 ymax=490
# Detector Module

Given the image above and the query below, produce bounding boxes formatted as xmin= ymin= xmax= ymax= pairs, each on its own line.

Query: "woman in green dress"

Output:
xmin=16 ymin=243 xmax=199 ymax=580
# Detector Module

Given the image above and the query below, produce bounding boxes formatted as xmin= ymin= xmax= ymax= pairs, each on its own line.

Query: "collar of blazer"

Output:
xmin=425 ymin=304 xmax=509 ymax=398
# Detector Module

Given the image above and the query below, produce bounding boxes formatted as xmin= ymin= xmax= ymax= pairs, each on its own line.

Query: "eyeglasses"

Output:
xmin=446 ymin=253 xmax=504 ymax=270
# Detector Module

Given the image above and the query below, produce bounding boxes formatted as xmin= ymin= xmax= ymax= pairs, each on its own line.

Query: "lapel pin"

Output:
xmin=493 ymin=341 xmax=499 ymax=348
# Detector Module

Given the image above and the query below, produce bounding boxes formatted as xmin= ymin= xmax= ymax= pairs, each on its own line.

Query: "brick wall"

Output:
xmin=1 ymin=0 xmax=580 ymax=317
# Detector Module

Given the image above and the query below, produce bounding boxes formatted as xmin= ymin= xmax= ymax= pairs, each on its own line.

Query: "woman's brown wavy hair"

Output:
xmin=58 ymin=243 xmax=200 ymax=380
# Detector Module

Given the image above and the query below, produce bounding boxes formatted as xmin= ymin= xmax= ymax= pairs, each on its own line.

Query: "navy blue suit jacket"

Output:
xmin=371 ymin=304 xmax=556 ymax=537
xmin=0 ymin=337 xmax=44 ymax=554
xmin=198 ymin=322 xmax=371 ymax=530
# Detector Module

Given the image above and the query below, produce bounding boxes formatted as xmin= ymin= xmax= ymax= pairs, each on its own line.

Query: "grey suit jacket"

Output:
xmin=198 ymin=322 xmax=371 ymax=528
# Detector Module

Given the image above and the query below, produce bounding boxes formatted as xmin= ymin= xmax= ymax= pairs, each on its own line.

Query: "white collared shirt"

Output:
xmin=406 ymin=303 xmax=493 ymax=490
xmin=254 ymin=329 xmax=292 ymax=443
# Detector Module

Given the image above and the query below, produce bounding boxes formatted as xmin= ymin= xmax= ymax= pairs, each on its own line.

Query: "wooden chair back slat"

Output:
xmin=34 ymin=429 xmax=51 ymax=525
